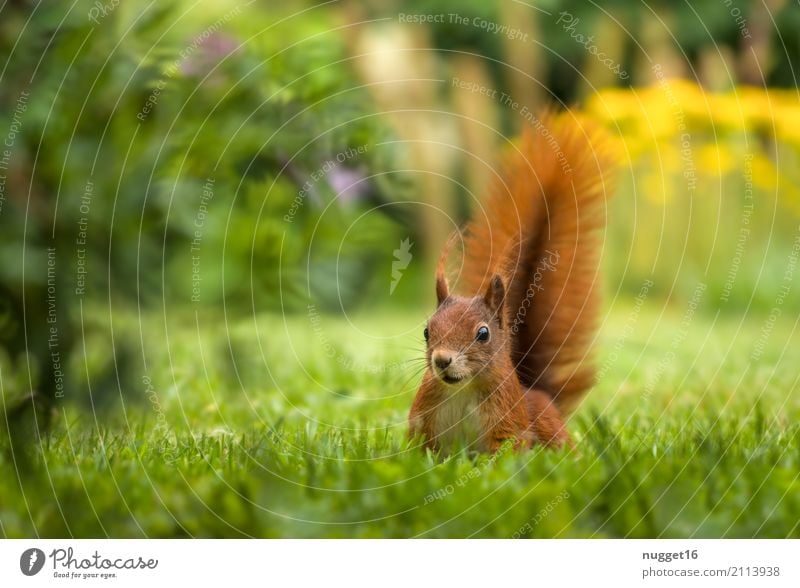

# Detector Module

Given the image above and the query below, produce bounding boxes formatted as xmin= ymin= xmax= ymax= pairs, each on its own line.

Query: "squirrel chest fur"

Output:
xmin=432 ymin=386 xmax=484 ymax=450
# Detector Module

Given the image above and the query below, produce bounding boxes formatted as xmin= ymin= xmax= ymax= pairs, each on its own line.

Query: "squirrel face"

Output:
xmin=424 ymin=273 xmax=507 ymax=388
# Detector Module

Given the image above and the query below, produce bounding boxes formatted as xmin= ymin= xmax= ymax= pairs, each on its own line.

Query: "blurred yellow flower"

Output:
xmin=640 ymin=171 xmax=670 ymax=204
xmin=697 ymin=144 xmax=736 ymax=176
xmin=751 ymin=154 xmax=778 ymax=191
xmin=586 ymin=88 xmax=643 ymax=125
xmin=585 ymin=81 xmax=799 ymax=211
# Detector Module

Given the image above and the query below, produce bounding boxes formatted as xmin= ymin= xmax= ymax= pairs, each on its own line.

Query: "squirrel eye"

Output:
xmin=476 ymin=326 xmax=490 ymax=342
xmin=424 ymin=327 xmax=430 ymax=341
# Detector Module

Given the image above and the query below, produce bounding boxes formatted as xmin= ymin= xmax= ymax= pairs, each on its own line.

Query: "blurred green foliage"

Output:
xmin=0 ymin=1 xmax=415 ymax=415
xmin=0 ymin=0 xmax=405 ymax=314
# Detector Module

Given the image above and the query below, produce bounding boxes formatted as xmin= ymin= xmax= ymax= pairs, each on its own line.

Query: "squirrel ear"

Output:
xmin=435 ymin=232 xmax=459 ymax=306
xmin=436 ymin=271 xmax=450 ymax=306
xmin=483 ymin=274 xmax=506 ymax=326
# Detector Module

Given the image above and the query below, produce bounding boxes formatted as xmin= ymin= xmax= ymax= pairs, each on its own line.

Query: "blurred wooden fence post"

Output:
xmin=449 ymin=54 xmax=499 ymax=226
xmin=578 ymin=13 xmax=628 ymax=97
xmin=339 ymin=3 xmax=458 ymax=264
xmin=498 ymin=0 xmax=544 ymax=130
xmin=738 ymin=0 xmax=786 ymax=85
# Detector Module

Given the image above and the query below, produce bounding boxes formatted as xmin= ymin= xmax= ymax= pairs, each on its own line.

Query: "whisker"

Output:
xmin=401 ymin=358 xmax=429 ymax=365
xmin=397 ymin=365 xmax=428 ymax=392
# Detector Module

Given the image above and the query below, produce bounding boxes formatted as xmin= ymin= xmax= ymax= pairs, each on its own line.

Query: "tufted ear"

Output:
xmin=436 ymin=271 xmax=450 ymax=306
xmin=483 ymin=274 xmax=506 ymax=327
xmin=435 ymin=232 xmax=459 ymax=306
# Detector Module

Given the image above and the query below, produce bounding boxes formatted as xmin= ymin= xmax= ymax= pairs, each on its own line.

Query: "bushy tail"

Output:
xmin=460 ymin=111 xmax=617 ymax=414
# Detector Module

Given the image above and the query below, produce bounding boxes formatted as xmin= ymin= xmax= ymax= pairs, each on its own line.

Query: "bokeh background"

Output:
xmin=1 ymin=0 xmax=799 ymax=537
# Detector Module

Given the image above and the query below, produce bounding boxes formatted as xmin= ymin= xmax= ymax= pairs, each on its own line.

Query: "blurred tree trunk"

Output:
xmin=634 ymin=9 xmax=687 ymax=84
xmin=578 ymin=13 xmax=628 ymax=98
xmin=498 ymin=1 xmax=544 ymax=124
xmin=698 ymin=44 xmax=736 ymax=90
xmin=738 ymin=0 xmax=786 ymax=85
xmin=449 ymin=53 xmax=499 ymax=228
xmin=339 ymin=2 xmax=458 ymax=265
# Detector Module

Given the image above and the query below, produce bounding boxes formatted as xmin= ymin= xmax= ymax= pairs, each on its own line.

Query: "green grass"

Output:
xmin=1 ymin=303 xmax=799 ymax=538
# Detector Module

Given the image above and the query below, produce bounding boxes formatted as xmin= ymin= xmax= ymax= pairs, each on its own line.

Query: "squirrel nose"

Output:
xmin=433 ymin=353 xmax=452 ymax=370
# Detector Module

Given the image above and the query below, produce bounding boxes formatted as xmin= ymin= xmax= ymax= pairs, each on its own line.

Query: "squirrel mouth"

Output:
xmin=441 ymin=374 xmax=465 ymax=385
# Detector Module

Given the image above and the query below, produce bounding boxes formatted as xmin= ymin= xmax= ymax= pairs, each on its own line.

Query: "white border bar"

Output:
xmin=1 ymin=539 xmax=798 ymax=587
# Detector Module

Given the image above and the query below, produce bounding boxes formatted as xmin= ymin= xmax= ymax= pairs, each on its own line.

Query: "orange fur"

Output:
xmin=461 ymin=112 xmax=617 ymax=414
xmin=409 ymin=111 xmax=617 ymax=453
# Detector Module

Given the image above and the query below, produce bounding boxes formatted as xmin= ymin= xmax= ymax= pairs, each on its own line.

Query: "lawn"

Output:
xmin=1 ymin=302 xmax=799 ymax=538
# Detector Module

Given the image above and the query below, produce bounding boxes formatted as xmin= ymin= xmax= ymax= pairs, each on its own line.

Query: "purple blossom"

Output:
xmin=180 ymin=32 xmax=238 ymax=77
xmin=326 ymin=166 xmax=368 ymax=204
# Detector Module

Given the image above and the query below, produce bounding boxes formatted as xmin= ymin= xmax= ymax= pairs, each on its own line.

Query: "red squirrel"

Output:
xmin=408 ymin=112 xmax=617 ymax=453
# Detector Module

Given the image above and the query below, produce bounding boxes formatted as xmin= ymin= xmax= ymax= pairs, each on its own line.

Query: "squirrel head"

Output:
xmin=423 ymin=272 xmax=508 ymax=387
